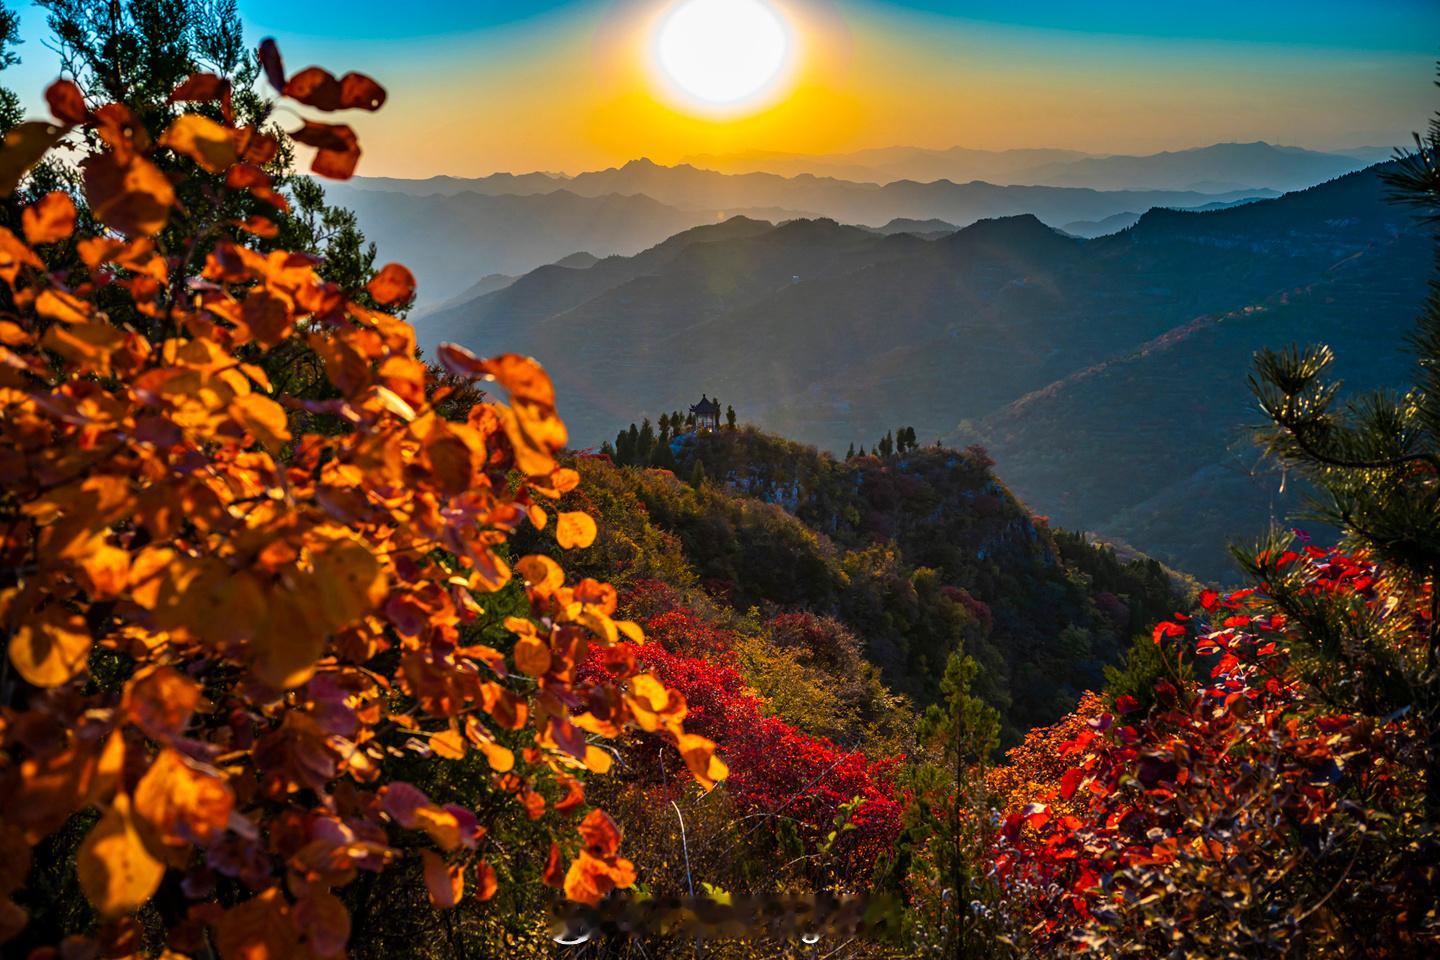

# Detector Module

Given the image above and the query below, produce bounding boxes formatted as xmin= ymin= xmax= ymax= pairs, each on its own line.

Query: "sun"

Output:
xmin=652 ymin=0 xmax=795 ymax=111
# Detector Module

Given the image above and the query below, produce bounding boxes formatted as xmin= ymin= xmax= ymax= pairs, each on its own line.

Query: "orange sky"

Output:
xmin=8 ymin=0 xmax=1435 ymax=177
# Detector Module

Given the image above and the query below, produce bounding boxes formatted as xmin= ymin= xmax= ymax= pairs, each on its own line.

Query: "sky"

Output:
xmin=3 ymin=0 xmax=1439 ymax=177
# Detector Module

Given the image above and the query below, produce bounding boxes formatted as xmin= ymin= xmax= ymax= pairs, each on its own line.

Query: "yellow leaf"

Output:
xmin=35 ymin=288 xmax=92 ymax=324
xmin=22 ymin=190 xmax=77 ymax=244
xmin=428 ymin=728 xmax=465 ymax=760
xmin=76 ymin=794 xmax=165 ymax=918
xmin=414 ymin=805 xmax=462 ymax=851
xmin=133 ymin=748 xmax=234 ymax=867
xmin=9 ymin=605 xmax=90 ymax=687
xmin=0 ymin=121 xmax=65 ymax=196
xmin=159 ymin=114 xmax=238 ymax=173
xmin=514 ymin=554 xmax=563 ymax=592
xmin=230 ymin=392 xmax=290 ymax=451
xmin=477 ymin=740 xmax=514 ymax=773
xmin=555 ymin=511 xmax=597 ymax=550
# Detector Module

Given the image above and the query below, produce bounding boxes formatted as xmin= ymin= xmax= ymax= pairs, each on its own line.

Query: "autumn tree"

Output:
xmin=1250 ymin=81 xmax=1440 ymax=818
xmin=0 ymin=33 xmax=724 ymax=959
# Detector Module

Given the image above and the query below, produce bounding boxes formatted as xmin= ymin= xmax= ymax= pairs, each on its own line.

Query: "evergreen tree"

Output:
xmin=0 ymin=2 xmax=22 ymax=132
xmin=879 ymin=431 xmax=895 ymax=458
xmin=689 ymin=458 xmax=708 ymax=488
xmin=846 ymin=443 xmax=855 ymax=459
xmin=726 ymin=404 xmax=737 ymax=429
xmin=903 ymin=651 xmax=1004 ymax=959
xmin=1249 ymin=87 xmax=1440 ymax=817
xmin=637 ymin=417 xmax=655 ymax=461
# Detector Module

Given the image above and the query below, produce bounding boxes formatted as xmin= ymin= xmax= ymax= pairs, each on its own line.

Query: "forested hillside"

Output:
xmin=545 ymin=425 xmax=1184 ymax=738
xmin=423 ymin=163 xmax=1429 ymax=580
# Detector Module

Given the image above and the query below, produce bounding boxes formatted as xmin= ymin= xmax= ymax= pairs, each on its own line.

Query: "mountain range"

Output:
xmin=680 ymin=141 xmax=1386 ymax=192
xmin=415 ymin=163 xmax=1428 ymax=581
xmin=337 ymin=156 xmax=1279 ymax=303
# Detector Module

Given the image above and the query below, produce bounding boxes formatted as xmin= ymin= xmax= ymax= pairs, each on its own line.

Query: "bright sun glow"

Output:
xmin=654 ymin=0 xmax=793 ymax=109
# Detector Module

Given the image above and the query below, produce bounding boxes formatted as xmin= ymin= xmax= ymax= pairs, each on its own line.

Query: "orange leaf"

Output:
xmin=0 ymin=121 xmax=66 ymax=196
xmin=123 ymin=666 xmax=201 ymax=741
xmin=578 ymin=809 xmax=622 ymax=859
xmin=9 ymin=604 xmax=91 ymax=687
xmin=214 ymin=888 xmax=298 ymax=960
xmin=541 ymin=842 xmax=565 ymax=888
xmin=428 ymin=728 xmax=466 ymax=760
xmin=76 ymin=794 xmax=165 ymax=918
xmin=22 ymin=190 xmax=77 ymax=245
xmin=170 ymin=72 xmax=230 ymax=103
xmin=422 ymin=850 xmax=464 ymax=909
xmin=230 ymin=392 xmax=291 ymax=451
xmin=367 ymin=263 xmax=415 ymax=306
xmin=160 ymin=114 xmax=238 ymax=173
xmin=513 ymin=636 xmax=552 ymax=677
xmin=45 ymin=79 xmax=90 ymax=124
xmin=290 ymin=121 xmax=360 ymax=180
xmin=36 ymin=288 xmax=91 ymax=324
xmin=132 ymin=748 xmax=235 ymax=867
xmin=474 ymin=861 xmax=498 ymax=902
xmin=83 ymin=153 xmax=174 ymax=236
xmin=675 ymin=732 xmax=728 ymax=791
xmin=555 ymin=512 xmax=597 ymax=550
xmin=515 ymin=555 xmax=564 ymax=592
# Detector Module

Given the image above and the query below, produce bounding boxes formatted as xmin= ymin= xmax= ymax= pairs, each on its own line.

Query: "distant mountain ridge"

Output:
xmin=418 ymin=162 xmax=1427 ymax=580
xmin=678 ymin=140 xmax=1382 ymax=193
xmin=338 ymin=158 xmax=1279 ymax=302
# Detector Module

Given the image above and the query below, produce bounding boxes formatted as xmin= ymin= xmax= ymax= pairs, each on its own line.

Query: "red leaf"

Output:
xmin=541 ymin=842 xmax=565 ymax=888
xmin=1151 ymin=621 xmax=1185 ymax=645
xmin=284 ymin=67 xmax=344 ymax=111
xmin=170 ymin=73 xmax=229 ymax=104
xmin=1198 ymin=588 xmax=1219 ymax=611
xmin=340 ymin=73 xmax=387 ymax=111
xmin=1059 ymin=767 xmax=1085 ymax=801
xmin=258 ymin=38 xmax=286 ymax=91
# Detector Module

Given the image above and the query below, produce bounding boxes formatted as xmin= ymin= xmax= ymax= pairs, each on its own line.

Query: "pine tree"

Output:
xmin=688 ymin=458 xmax=708 ymax=488
xmin=726 ymin=404 xmax=736 ymax=429
xmin=879 ymin=431 xmax=894 ymax=458
xmin=903 ymin=652 xmax=1004 ymax=959
xmin=637 ymin=417 xmax=655 ymax=461
xmin=1249 ymin=85 xmax=1440 ymax=817
xmin=846 ymin=443 xmax=855 ymax=459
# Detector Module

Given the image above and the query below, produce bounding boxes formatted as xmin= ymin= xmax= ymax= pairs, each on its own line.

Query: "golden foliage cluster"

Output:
xmin=0 ymin=40 xmax=724 ymax=954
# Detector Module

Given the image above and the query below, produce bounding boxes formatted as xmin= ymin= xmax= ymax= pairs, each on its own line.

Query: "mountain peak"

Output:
xmin=950 ymin=213 xmax=1066 ymax=246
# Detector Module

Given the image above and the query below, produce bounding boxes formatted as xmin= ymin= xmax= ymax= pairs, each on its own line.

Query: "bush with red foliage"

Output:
xmin=989 ymin=546 xmax=1436 ymax=956
xmin=584 ymin=595 xmax=904 ymax=879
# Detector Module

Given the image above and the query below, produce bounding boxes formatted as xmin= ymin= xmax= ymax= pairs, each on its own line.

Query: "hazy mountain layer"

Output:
xmin=680 ymin=141 xmax=1378 ymax=192
xmin=420 ymin=164 xmax=1425 ymax=580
